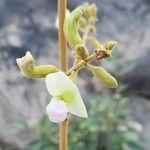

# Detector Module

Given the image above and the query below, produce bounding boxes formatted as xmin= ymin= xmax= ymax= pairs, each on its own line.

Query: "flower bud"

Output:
xmin=75 ymin=44 xmax=89 ymax=59
xmin=103 ymin=41 xmax=117 ymax=51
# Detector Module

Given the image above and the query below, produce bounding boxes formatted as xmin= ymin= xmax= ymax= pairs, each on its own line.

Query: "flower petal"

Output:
xmin=45 ymin=72 xmax=76 ymax=97
xmin=67 ymin=90 xmax=88 ymax=118
xmin=46 ymin=98 xmax=68 ymax=123
xmin=46 ymin=72 xmax=88 ymax=118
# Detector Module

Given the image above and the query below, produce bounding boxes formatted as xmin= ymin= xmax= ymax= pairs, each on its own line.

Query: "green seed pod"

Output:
xmin=64 ymin=8 xmax=83 ymax=49
xmin=87 ymin=64 xmax=118 ymax=88
xmin=75 ymin=44 xmax=89 ymax=59
xmin=16 ymin=51 xmax=58 ymax=78
xmin=31 ymin=65 xmax=58 ymax=78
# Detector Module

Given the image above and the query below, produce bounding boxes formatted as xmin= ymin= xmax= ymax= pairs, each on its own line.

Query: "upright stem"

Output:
xmin=58 ymin=0 xmax=68 ymax=72
xmin=58 ymin=0 xmax=68 ymax=150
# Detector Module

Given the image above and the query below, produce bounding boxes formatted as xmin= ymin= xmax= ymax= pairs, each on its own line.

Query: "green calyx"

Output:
xmin=87 ymin=64 xmax=118 ymax=88
xmin=75 ymin=44 xmax=89 ymax=59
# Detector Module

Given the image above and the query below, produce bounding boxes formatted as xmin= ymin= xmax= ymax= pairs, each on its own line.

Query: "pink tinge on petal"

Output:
xmin=46 ymin=98 xmax=68 ymax=123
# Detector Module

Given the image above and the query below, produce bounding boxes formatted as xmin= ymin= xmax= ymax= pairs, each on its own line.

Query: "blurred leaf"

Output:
xmin=11 ymin=118 xmax=27 ymax=134
xmin=24 ymin=93 xmax=143 ymax=150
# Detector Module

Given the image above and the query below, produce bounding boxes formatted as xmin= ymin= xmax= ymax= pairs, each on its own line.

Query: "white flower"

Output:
xmin=45 ymin=72 xmax=87 ymax=123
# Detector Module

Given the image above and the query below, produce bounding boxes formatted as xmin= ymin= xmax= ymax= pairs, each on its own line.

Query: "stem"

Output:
xmin=66 ymin=51 xmax=103 ymax=76
xmin=58 ymin=0 xmax=68 ymax=150
xmin=58 ymin=0 xmax=68 ymax=72
xmin=59 ymin=118 xmax=69 ymax=150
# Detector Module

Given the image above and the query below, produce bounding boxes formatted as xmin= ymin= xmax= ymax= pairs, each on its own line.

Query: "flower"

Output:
xmin=45 ymin=72 xmax=88 ymax=123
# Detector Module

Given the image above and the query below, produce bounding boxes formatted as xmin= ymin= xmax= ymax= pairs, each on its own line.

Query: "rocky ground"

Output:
xmin=0 ymin=0 xmax=149 ymax=149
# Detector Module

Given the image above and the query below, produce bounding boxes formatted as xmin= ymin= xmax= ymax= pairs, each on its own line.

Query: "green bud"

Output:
xmin=87 ymin=64 xmax=118 ymax=88
xmin=103 ymin=41 xmax=117 ymax=51
xmin=75 ymin=44 xmax=89 ymax=59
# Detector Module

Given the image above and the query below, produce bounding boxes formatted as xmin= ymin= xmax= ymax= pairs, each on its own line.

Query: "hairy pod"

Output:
xmin=87 ymin=64 xmax=118 ymax=88
xmin=64 ymin=8 xmax=83 ymax=49
xmin=16 ymin=51 xmax=58 ymax=78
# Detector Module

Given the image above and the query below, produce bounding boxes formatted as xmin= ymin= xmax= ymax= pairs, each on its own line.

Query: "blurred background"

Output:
xmin=0 ymin=0 xmax=150 ymax=149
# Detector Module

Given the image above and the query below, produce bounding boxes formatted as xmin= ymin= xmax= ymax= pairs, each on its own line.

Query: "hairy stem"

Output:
xmin=58 ymin=0 xmax=68 ymax=150
xmin=66 ymin=51 xmax=104 ymax=76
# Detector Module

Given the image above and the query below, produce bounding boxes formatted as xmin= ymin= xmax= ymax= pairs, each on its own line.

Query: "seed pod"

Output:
xmin=87 ymin=64 xmax=118 ymax=88
xmin=75 ymin=44 xmax=89 ymax=59
xmin=16 ymin=51 xmax=58 ymax=78
xmin=32 ymin=65 xmax=58 ymax=78
xmin=64 ymin=8 xmax=83 ymax=49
